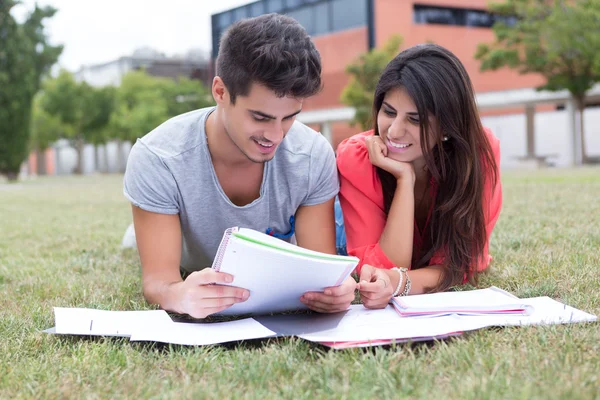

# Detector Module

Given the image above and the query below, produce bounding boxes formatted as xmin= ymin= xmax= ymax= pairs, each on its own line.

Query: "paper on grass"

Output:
xmin=457 ymin=296 xmax=598 ymax=328
xmin=52 ymin=307 xmax=174 ymax=336
xmin=392 ymin=286 xmax=532 ymax=316
xmin=257 ymin=305 xmax=467 ymax=343
xmin=129 ymin=317 xmax=277 ymax=345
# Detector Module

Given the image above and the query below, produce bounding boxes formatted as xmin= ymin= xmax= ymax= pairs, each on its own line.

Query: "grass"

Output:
xmin=1 ymin=170 xmax=599 ymax=399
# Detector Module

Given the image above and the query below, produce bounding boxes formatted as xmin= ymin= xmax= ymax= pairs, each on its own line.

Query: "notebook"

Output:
xmin=211 ymin=227 xmax=359 ymax=316
xmin=391 ymin=286 xmax=533 ymax=317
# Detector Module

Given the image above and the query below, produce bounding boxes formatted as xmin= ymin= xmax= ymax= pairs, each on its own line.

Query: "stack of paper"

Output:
xmin=45 ymin=287 xmax=597 ymax=349
xmin=211 ymin=227 xmax=359 ymax=315
xmin=391 ymin=287 xmax=532 ymax=317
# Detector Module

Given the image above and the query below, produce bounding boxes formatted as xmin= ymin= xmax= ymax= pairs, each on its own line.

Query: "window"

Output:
xmin=212 ymin=0 xmax=371 ymax=56
xmin=414 ymin=6 xmax=460 ymax=25
xmin=313 ymin=2 xmax=330 ymax=36
xmin=234 ymin=6 xmax=249 ymax=22
xmin=331 ymin=0 xmax=367 ymax=32
xmin=217 ymin=11 xmax=232 ymax=29
xmin=266 ymin=0 xmax=284 ymax=13
xmin=414 ymin=4 xmax=516 ymax=28
xmin=287 ymin=7 xmax=314 ymax=35
xmin=249 ymin=2 xmax=265 ymax=17
xmin=286 ymin=0 xmax=305 ymax=8
xmin=466 ymin=10 xmax=494 ymax=27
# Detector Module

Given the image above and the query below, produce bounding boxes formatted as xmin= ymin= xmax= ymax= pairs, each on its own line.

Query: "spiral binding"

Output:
xmin=211 ymin=227 xmax=237 ymax=271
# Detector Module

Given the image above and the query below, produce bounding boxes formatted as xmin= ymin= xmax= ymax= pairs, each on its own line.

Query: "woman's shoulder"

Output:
xmin=336 ymin=130 xmax=375 ymax=175
xmin=483 ymin=126 xmax=500 ymax=157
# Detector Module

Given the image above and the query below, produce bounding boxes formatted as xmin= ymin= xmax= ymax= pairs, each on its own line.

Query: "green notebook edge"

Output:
xmin=232 ymin=232 xmax=359 ymax=263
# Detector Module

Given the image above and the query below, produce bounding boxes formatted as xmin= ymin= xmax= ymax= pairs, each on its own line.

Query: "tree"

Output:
xmin=30 ymin=95 xmax=64 ymax=175
xmin=475 ymin=0 xmax=600 ymax=164
xmin=340 ymin=35 xmax=403 ymax=130
xmin=109 ymin=70 xmax=214 ymax=171
xmin=0 ymin=1 xmax=62 ymax=180
xmin=85 ymin=86 xmax=116 ymax=173
xmin=40 ymin=71 xmax=115 ymax=174
xmin=162 ymin=76 xmax=214 ymax=117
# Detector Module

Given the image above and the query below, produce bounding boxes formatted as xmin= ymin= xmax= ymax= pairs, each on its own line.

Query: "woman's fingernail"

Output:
xmin=226 ymin=276 xmax=233 ymax=283
xmin=324 ymin=290 xmax=331 ymax=296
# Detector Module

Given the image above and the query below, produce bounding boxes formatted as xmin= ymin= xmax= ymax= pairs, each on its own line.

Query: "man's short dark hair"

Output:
xmin=216 ymin=13 xmax=322 ymax=104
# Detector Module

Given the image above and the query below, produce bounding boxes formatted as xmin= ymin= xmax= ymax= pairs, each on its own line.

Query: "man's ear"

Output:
xmin=212 ymin=76 xmax=230 ymax=105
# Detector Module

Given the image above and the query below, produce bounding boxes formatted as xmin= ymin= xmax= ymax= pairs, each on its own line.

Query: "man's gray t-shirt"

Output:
xmin=123 ymin=107 xmax=339 ymax=274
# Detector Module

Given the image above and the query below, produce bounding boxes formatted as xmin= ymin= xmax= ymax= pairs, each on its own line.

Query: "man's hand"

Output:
xmin=300 ymin=276 xmax=357 ymax=313
xmin=174 ymin=269 xmax=250 ymax=319
xmin=357 ymin=264 xmax=397 ymax=309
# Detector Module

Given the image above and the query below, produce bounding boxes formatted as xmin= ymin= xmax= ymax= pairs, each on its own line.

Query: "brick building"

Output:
xmin=211 ymin=0 xmax=546 ymax=148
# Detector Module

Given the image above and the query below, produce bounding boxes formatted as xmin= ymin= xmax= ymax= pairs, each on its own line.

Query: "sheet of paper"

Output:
xmin=53 ymin=307 xmax=173 ymax=336
xmin=258 ymin=305 xmax=466 ymax=342
xmin=129 ymin=317 xmax=277 ymax=345
xmin=392 ymin=286 xmax=531 ymax=316
xmin=456 ymin=296 xmax=598 ymax=328
xmin=320 ymin=332 xmax=464 ymax=349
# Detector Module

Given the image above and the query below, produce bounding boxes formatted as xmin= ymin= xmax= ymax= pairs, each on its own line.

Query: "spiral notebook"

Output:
xmin=211 ymin=227 xmax=359 ymax=316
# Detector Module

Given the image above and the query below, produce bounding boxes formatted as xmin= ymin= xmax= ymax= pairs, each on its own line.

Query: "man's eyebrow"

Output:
xmin=249 ymin=109 xmax=302 ymax=120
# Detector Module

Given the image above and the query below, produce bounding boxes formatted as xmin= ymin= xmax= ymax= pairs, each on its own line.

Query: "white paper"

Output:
xmin=257 ymin=297 xmax=597 ymax=345
xmin=258 ymin=305 xmax=467 ymax=342
xmin=455 ymin=296 xmax=598 ymax=328
xmin=129 ymin=318 xmax=277 ymax=345
xmin=53 ymin=307 xmax=173 ymax=336
xmin=392 ymin=286 xmax=532 ymax=316
xmin=213 ymin=230 xmax=357 ymax=315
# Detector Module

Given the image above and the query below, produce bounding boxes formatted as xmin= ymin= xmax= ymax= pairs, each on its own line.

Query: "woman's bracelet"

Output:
xmin=400 ymin=268 xmax=412 ymax=296
xmin=391 ymin=267 xmax=407 ymax=297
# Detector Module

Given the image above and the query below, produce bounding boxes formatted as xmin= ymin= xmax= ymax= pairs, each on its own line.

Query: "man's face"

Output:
xmin=219 ymin=81 xmax=304 ymax=163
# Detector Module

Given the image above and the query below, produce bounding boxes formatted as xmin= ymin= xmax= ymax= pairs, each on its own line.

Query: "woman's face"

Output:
xmin=377 ymin=86 xmax=439 ymax=164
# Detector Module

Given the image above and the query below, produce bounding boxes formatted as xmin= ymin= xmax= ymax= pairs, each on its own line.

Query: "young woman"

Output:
xmin=336 ymin=44 xmax=502 ymax=309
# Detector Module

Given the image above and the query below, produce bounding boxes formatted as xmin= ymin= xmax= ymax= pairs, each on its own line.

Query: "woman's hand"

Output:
xmin=357 ymin=264 xmax=399 ymax=309
xmin=365 ymin=135 xmax=415 ymax=184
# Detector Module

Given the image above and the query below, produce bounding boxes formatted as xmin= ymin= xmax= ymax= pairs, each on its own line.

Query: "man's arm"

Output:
xmin=294 ymin=198 xmax=357 ymax=313
xmin=132 ymin=206 xmax=249 ymax=318
xmin=294 ymin=198 xmax=337 ymax=254
xmin=132 ymin=206 xmax=184 ymax=311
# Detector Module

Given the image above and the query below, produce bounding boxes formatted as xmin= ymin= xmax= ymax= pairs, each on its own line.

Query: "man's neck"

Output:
xmin=205 ymin=107 xmax=257 ymax=169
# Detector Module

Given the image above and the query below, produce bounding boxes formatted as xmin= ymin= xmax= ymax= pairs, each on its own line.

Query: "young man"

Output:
xmin=123 ymin=14 xmax=356 ymax=319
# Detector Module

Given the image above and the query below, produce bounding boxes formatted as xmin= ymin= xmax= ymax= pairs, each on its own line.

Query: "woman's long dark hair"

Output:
xmin=373 ymin=44 xmax=498 ymax=292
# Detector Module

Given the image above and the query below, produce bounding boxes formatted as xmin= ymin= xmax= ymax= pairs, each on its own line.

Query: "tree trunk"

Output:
xmin=94 ymin=144 xmax=101 ymax=173
xmin=5 ymin=171 xmax=19 ymax=182
xmin=75 ymin=137 xmax=84 ymax=175
xmin=36 ymin=148 xmax=47 ymax=176
xmin=103 ymin=143 xmax=110 ymax=173
xmin=574 ymin=96 xmax=588 ymax=164
xmin=116 ymin=139 xmax=126 ymax=173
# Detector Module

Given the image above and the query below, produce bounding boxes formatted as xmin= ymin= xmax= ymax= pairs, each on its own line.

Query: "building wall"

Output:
xmin=304 ymin=27 xmax=369 ymax=111
xmin=75 ymin=59 xmax=131 ymax=87
xmin=304 ymin=0 xmax=546 ymax=144
xmin=373 ymin=0 xmax=544 ymax=93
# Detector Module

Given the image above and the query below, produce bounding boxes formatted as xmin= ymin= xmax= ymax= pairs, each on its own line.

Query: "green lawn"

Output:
xmin=1 ymin=170 xmax=599 ymax=399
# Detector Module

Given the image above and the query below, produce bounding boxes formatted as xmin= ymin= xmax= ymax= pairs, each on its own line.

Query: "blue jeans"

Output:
xmin=335 ymin=196 xmax=348 ymax=256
